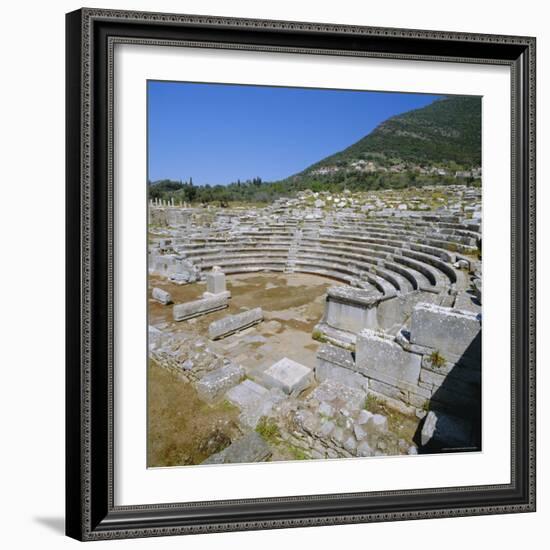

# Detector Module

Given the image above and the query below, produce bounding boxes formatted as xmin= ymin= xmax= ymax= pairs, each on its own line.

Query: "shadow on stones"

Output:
xmin=414 ymin=332 xmax=481 ymax=454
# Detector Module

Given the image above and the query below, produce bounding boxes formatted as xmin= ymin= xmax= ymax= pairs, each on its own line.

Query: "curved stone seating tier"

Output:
xmin=210 ymin=264 xmax=287 ymax=274
xmin=293 ymin=257 xmax=419 ymax=297
xmin=184 ymin=247 xmax=291 ymax=260
xmin=328 ymin=227 xmax=475 ymax=252
xmin=197 ymin=256 xmax=288 ymax=270
xmin=381 ymin=260 xmax=425 ymax=291
xmin=295 ymin=250 xmax=413 ymax=293
xmin=303 ymin=238 xmax=457 ymax=287
xmin=400 ymin=249 xmax=457 ymax=284
xmin=392 ymin=255 xmax=442 ymax=289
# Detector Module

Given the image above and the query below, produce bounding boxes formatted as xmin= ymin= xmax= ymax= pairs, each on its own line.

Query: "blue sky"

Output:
xmin=148 ymin=81 xmax=441 ymax=185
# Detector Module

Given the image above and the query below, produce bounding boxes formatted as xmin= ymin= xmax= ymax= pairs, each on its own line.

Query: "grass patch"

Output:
xmin=280 ymin=442 xmax=309 ymax=460
xmin=428 ymin=350 xmax=446 ymax=369
xmin=364 ymin=393 xmax=384 ymax=412
xmin=255 ymin=417 xmax=281 ymax=444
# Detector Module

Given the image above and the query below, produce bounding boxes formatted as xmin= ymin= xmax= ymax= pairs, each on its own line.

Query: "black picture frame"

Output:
xmin=66 ymin=8 xmax=536 ymax=541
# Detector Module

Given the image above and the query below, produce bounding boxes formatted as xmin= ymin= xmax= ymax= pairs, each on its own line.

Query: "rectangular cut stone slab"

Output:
xmin=356 ymin=329 xmax=422 ymax=393
xmin=316 ymin=344 xmax=368 ymax=391
xmin=195 ymin=364 xmax=244 ymax=403
xmin=410 ymin=303 xmax=481 ymax=364
xmin=225 ymin=379 xmax=269 ymax=409
xmin=173 ymin=294 xmax=228 ymax=321
xmin=151 ymin=287 xmax=172 ymax=305
xmin=205 ymin=269 xmax=227 ymax=294
xmin=262 ymin=357 xmax=314 ymax=395
xmin=226 ymin=381 xmax=286 ymax=429
xmin=208 ymin=308 xmax=263 ymax=340
xmin=202 ymin=432 xmax=272 ymax=464
xmin=309 ymin=379 xmax=366 ymax=414
xmin=325 ymin=286 xmax=384 ymax=334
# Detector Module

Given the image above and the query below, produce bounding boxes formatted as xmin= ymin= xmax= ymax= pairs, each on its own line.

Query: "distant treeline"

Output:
xmin=148 ymin=172 xmax=480 ymax=206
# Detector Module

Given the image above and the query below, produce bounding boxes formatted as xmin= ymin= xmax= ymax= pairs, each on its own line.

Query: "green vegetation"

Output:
xmin=314 ymin=96 xmax=481 ymax=168
xmin=286 ymin=444 xmax=309 ymax=460
xmin=255 ymin=417 xmax=281 ymax=443
xmin=428 ymin=350 xmax=446 ymax=369
xmin=149 ymin=96 xmax=481 ymax=205
xmin=312 ymin=329 xmax=328 ymax=343
xmin=364 ymin=393 xmax=383 ymax=412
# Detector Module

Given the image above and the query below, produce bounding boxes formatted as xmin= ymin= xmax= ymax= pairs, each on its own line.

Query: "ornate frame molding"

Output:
xmin=66 ymin=8 xmax=536 ymax=541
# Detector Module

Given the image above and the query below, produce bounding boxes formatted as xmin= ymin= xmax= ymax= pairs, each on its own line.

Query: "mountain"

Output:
xmin=148 ymin=95 xmax=482 ymax=206
xmin=295 ymin=95 xmax=481 ymax=178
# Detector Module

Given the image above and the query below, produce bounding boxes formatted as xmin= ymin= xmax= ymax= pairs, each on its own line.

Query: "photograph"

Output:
xmin=146 ymin=82 xmax=483 ymax=467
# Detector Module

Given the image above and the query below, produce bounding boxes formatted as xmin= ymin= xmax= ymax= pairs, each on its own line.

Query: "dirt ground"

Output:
xmin=147 ymin=358 xmax=242 ymax=467
xmin=148 ymin=272 xmax=333 ymax=369
xmin=147 ymin=272 xmax=334 ymax=467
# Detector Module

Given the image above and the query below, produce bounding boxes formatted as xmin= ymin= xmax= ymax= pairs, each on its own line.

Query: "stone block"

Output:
xmin=202 ymin=432 xmax=272 ymax=464
xmin=262 ymin=357 xmax=314 ymax=396
xmin=225 ymin=379 xmax=267 ymax=406
xmin=310 ymin=380 xmax=366 ymax=414
xmin=152 ymin=287 xmax=172 ymax=305
xmin=208 ymin=308 xmax=263 ymax=340
xmin=410 ymin=303 xmax=481 ymax=364
xmin=368 ymin=414 xmax=388 ymax=433
xmin=173 ymin=295 xmax=228 ymax=321
xmin=325 ymin=286 xmax=382 ymax=334
xmin=357 ymin=440 xmax=374 ymax=457
xmin=356 ymin=329 xmax=422 ymax=393
xmin=357 ymin=410 xmax=373 ymax=425
xmin=195 ymin=364 xmax=244 ymax=403
xmin=315 ymin=362 xmax=369 ymax=392
xmin=205 ymin=267 xmax=227 ymax=295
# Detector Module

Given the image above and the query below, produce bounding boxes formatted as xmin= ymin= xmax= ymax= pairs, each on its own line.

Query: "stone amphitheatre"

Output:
xmin=148 ymin=185 xmax=482 ymax=466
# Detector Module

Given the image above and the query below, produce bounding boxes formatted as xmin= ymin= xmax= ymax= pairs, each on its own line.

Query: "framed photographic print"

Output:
xmin=65 ymin=8 xmax=536 ymax=541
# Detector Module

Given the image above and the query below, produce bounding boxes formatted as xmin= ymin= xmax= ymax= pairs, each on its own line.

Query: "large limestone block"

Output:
xmin=325 ymin=286 xmax=381 ymax=334
xmin=151 ymin=287 xmax=172 ymax=305
xmin=208 ymin=308 xmax=263 ymax=340
xmin=225 ymin=379 xmax=269 ymax=409
xmin=206 ymin=267 xmax=226 ymax=294
xmin=202 ymin=432 xmax=272 ymax=464
xmin=173 ymin=295 xmax=228 ymax=321
xmin=195 ymin=364 xmax=244 ymax=403
xmin=204 ymin=266 xmax=231 ymax=299
xmin=410 ymin=303 xmax=481 ymax=363
xmin=356 ymin=329 xmax=422 ymax=393
xmin=262 ymin=357 xmax=314 ymax=396
xmin=226 ymin=380 xmax=281 ymax=429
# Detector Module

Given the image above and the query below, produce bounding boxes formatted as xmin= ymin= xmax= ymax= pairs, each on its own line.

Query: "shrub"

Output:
xmin=255 ymin=417 xmax=280 ymax=443
xmin=429 ymin=350 xmax=446 ymax=369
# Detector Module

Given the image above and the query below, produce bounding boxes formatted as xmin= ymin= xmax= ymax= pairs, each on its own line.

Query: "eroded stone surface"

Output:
xmin=202 ymin=432 xmax=272 ymax=464
xmin=262 ymin=357 xmax=314 ymax=395
xmin=195 ymin=364 xmax=244 ymax=403
xmin=173 ymin=294 xmax=228 ymax=322
xmin=152 ymin=287 xmax=172 ymax=305
xmin=208 ymin=307 xmax=263 ymax=340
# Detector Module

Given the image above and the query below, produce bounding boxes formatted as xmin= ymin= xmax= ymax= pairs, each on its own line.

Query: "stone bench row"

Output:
xmin=189 ymin=247 xmax=447 ymax=295
xmin=326 ymin=226 xmax=478 ymax=249
xmin=297 ymin=240 xmax=456 ymax=287
xmin=192 ymin=247 xmax=442 ymax=293
xmin=321 ymin=229 xmax=477 ymax=255
xmin=300 ymin=238 xmax=458 ymax=283
xmin=173 ymin=225 xmax=478 ymax=256
xmin=337 ymin=220 xmax=479 ymax=239
xmin=296 ymin=254 xmax=430 ymax=293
